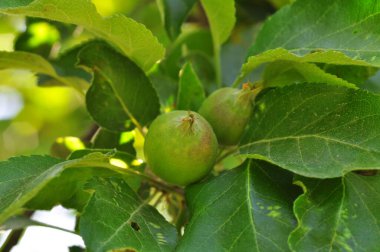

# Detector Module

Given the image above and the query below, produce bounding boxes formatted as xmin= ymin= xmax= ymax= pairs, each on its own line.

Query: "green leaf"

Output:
xmin=157 ymin=0 xmax=197 ymax=39
xmin=38 ymin=43 xmax=92 ymax=87
xmin=177 ymin=62 xmax=206 ymax=111
xmin=68 ymin=149 xmax=144 ymax=191
xmin=322 ymin=64 xmax=378 ymax=86
xmin=200 ymin=0 xmax=236 ymax=85
xmin=0 ymin=0 xmax=164 ymax=71
xmin=200 ymin=0 xmax=236 ymax=46
xmin=263 ymin=61 xmax=356 ymax=88
xmin=93 ymin=129 xmax=136 ymax=156
xmin=78 ymin=41 xmax=160 ymax=132
xmin=235 ymin=0 xmax=380 ymax=85
xmin=0 ymin=155 xmax=62 ymax=224
xmin=250 ymin=0 xmax=380 ymax=63
xmin=79 ymin=177 xmax=178 ymax=252
xmin=177 ymin=160 xmax=298 ymax=252
xmin=25 ymin=152 xmax=143 ymax=211
xmin=0 ymin=152 xmax=138 ymax=223
xmin=289 ymin=173 xmax=380 ymax=251
xmin=160 ymin=28 xmax=214 ymax=80
xmin=240 ymin=84 xmax=380 ymax=178
xmin=0 ymin=51 xmax=88 ymax=93
xmin=234 ymin=48 xmax=375 ymax=86
xmin=25 ymin=168 xmax=96 ymax=210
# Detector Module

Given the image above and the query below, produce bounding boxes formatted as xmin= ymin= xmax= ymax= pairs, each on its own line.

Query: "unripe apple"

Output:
xmin=198 ymin=86 xmax=255 ymax=146
xmin=144 ymin=111 xmax=218 ymax=186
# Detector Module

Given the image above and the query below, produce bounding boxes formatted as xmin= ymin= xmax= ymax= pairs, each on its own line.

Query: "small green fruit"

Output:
xmin=144 ymin=111 xmax=218 ymax=186
xmin=199 ymin=86 xmax=255 ymax=146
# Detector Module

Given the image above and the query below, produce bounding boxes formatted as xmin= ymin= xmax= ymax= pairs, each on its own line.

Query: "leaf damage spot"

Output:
xmin=130 ymin=221 xmax=140 ymax=231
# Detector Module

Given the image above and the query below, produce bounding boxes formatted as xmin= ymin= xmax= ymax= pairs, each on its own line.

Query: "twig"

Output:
xmin=0 ymin=211 xmax=34 ymax=252
xmin=215 ymin=146 xmax=239 ymax=164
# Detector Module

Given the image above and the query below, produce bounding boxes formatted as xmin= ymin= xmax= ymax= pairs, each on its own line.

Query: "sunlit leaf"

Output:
xmin=0 ymin=0 xmax=164 ymax=71
xmin=0 ymin=51 xmax=88 ymax=92
xmin=240 ymin=84 xmax=380 ymax=178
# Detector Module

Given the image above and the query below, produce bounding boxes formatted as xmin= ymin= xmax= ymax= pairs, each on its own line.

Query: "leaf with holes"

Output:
xmin=289 ymin=173 xmax=380 ymax=251
xmin=176 ymin=160 xmax=298 ymax=252
xmin=240 ymin=84 xmax=380 ymax=178
xmin=79 ymin=177 xmax=178 ymax=252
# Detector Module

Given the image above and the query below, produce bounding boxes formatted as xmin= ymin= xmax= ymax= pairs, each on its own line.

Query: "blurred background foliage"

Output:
xmin=0 ymin=0 xmax=289 ymax=160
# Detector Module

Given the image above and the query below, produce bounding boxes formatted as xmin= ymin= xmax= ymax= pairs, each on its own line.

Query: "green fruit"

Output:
xmin=144 ymin=111 xmax=218 ymax=186
xmin=199 ymin=86 xmax=255 ymax=146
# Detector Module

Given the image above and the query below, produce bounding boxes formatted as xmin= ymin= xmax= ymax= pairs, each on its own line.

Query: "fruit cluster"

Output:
xmin=144 ymin=84 xmax=259 ymax=186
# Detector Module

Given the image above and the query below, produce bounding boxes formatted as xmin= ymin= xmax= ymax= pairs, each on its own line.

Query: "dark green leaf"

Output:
xmin=177 ymin=62 xmax=205 ymax=111
xmin=240 ymin=84 xmax=380 ymax=178
xmin=157 ymin=0 xmax=197 ymax=39
xmin=79 ymin=41 xmax=160 ymax=132
xmin=0 ymin=0 xmax=164 ymax=71
xmin=69 ymin=246 xmax=85 ymax=252
xmin=177 ymin=160 xmax=298 ymax=252
xmin=80 ymin=177 xmax=178 ymax=252
xmin=289 ymin=173 xmax=380 ymax=251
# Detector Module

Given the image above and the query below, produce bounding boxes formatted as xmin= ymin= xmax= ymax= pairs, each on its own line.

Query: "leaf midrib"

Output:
xmin=240 ymin=134 xmax=380 ymax=154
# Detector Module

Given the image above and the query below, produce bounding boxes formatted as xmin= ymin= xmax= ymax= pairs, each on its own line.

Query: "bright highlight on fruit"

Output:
xmin=144 ymin=111 xmax=218 ymax=186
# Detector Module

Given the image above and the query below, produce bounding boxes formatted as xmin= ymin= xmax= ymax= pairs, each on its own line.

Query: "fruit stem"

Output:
xmin=79 ymin=160 xmax=184 ymax=195
xmin=181 ymin=112 xmax=196 ymax=133
xmin=214 ymin=48 xmax=222 ymax=88
xmin=126 ymin=167 xmax=185 ymax=195
xmin=215 ymin=146 xmax=239 ymax=164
